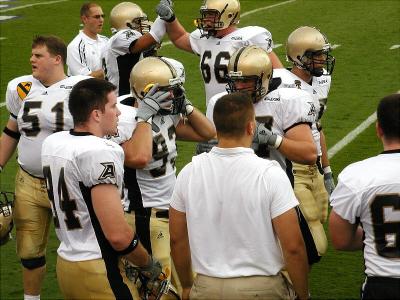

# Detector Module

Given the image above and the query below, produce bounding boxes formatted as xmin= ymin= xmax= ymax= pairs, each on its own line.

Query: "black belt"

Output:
xmin=367 ymin=276 xmax=400 ymax=284
xmin=155 ymin=210 xmax=169 ymax=219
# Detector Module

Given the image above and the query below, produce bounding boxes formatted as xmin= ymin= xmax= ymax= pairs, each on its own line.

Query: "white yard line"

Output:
xmin=389 ymin=45 xmax=400 ymax=50
xmin=0 ymin=15 xmax=16 ymax=21
xmin=331 ymin=44 xmax=341 ymax=49
xmin=328 ymin=112 xmax=377 ymax=159
xmin=0 ymin=0 xmax=68 ymax=12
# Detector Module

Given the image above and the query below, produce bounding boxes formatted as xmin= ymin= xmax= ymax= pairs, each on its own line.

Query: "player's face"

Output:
xmin=101 ymin=92 xmax=120 ymax=136
xmin=83 ymin=6 xmax=104 ymax=35
xmin=30 ymin=45 xmax=59 ymax=82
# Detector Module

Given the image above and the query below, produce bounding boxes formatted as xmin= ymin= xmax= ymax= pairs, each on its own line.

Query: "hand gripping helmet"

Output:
xmin=286 ymin=26 xmax=335 ymax=77
xmin=0 ymin=191 xmax=14 ymax=246
xmin=110 ymin=2 xmax=151 ymax=34
xmin=226 ymin=45 xmax=273 ymax=103
xmin=195 ymin=0 xmax=240 ymax=38
xmin=130 ymin=57 xmax=185 ymax=114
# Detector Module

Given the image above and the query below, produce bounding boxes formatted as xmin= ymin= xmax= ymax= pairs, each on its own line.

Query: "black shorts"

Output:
xmin=361 ymin=276 xmax=400 ymax=300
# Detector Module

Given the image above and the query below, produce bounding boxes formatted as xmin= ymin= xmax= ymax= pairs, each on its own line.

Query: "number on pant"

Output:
xmin=370 ymin=194 xmax=400 ymax=258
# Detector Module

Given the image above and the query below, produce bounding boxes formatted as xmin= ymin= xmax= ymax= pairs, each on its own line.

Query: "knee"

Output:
xmin=21 ymin=256 xmax=46 ymax=270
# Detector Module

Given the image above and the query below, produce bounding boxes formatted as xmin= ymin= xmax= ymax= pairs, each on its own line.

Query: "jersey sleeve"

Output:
xmin=107 ymin=104 xmax=137 ymax=144
xmin=67 ymin=40 xmax=92 ymax=76
xmin=170 ymin=163 xmax=191 ymax=212
xmin=248 ymin=26 xmax=273 ymax=53
xmin=189 ymin=30 xmax=202 ymax=55
xmin=265 ymin=163 xmax=299 ymax=219
xmin=111 ymin=30 xmax=141 ymax=56
xmin=330 ymin=169 xmax=362 ymax=224
xmin=5 ymin=79 xmax=22 ymax=119
xmin=281 ymin=90 xmax=317 ymax=132
xmin=77 ymin=145 xmax=124 ymax=188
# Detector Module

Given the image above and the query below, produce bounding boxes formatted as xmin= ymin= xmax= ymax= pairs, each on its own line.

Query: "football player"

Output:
xmin=41 ymin=78 xmax=162 ymax=299
xmin=329 ymin=93 xmax=400 ymax=300
xmin=155 ymin=0 xmax=283 ymax=106
xmin=272 ymin=26 xmax=336 ymax=258
xmin=206 ymin=46 xmax=323 ymax=267
xmin=0 ymin=35 xmax=90 ymax=300
xmin=67 ymin=2 xmax=108 ymax=78
xmin=106 ymin=56 xmax=215 ymax=294
xmin=102 ymin=2 xmax=169 ymax=96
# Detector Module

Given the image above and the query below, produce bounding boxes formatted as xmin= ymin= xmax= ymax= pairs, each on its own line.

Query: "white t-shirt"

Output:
xmin=42 ymin=130 xmax=125 ymax=262
xmin=6 ymin=74 xmax=89 ymax=177
xmin=189 ymin=26 xmax=274 ymax=106
xmin=330 ymin=150 xmax=400 ymax=277
xmin=67 ymin=30 xmax=108 ymax=76
xmin=102 ymin=29 xmax=142 ymax=95
xmin=171 ymin=147 xmax=298 ymax=277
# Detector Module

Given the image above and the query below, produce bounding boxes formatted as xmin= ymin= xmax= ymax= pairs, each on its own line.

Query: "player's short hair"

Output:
xmin=69 ymin=78 xmax=116 ymax=125
xmin=32 ymin=35 xmax=67 ymax=65
xmin=80 ymin=2 xmax=100 ymax=17
xmin=377 ymin=93 xmax=400 ymax=140
xmin=213 ymin=92 xmax=254 ymax=138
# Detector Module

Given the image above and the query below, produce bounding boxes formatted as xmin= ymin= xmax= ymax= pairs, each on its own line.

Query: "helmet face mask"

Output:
xmin=226 ymin=46 xmax=272 ymax=103
xmin=130 ymin=57 xmax=186 ymax=115
xmin=195 ymin=0 xmax=240 ymax=38
xmin=127 ymin=16 xmax=151 ymax=34
xmin=0 ymin=191 xmax=14 ymax=246
xmin=286 ymin=26 xmax=335 ymax=77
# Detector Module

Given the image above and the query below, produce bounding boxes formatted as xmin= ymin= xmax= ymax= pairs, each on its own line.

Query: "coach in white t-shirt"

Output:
xmin=67 ymin=3 xmax=108 ymax=78
xmin=169 ymin=92 xmax=309 ymax=300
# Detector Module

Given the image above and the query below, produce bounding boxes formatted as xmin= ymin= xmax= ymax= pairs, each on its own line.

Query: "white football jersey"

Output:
xmin=42 ymin=130 xmax=125 ymax=262
xmin=189 ymin=26 xmax=274 ymax=105
xmin=6 ymin=75 xmax=89 ymax=177
xmin=206 ymin=88 xmax=317 ymax=173
xmin=102 ymin=29 xmax=142 ymax=95
xmin=67 ymin=31 xmax=108 ymax=76
xmin=108 ymin=96 xmax=181 ymax=210
xmin=274 ymin=68 xmax=326 ymax=155
xmin=330 ymin=151 xmax=400 ymax=277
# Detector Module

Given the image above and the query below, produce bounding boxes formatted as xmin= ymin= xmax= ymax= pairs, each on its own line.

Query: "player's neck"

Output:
xmin=382 ymin=138 xmax=400 ymax=151
xmin=83 ymin=28 xmax=98 ymax=40
xmin=40 ymin=70 xmax=67 ymax=87
xmin=291 ymin=67 xmax=312 ymax=83
xmin=217 ymin=136 xmax=252 ymax=149
xmin=216 ymin=26 xmax=237 ymax=38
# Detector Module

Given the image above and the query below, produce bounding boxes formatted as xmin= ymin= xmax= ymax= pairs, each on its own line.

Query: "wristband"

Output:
xmin=117 ymin=233 xmax=139 ymax=256
xmin=149 ymin=17 xmax=166 ymax=43
xmin=323 ymin=166 xmax=332 ymax=174
xmin=185 ymin=105 xmax=194 ymax=116
xmin=273 ymin=135 xmax=283 ymax=149
xmin=3 ymin=126 xmax=21 ymax=140
xmin=165 ymin=15 xmax=176 ymax=23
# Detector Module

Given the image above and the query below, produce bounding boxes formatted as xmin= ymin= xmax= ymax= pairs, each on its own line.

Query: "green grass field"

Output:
xmin=1 ymin=0 xmax=399 ymax=299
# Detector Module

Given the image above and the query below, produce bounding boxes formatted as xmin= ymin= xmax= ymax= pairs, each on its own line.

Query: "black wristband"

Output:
xmin=166 ymin=14 xmax=176 ymax=23
xmin=3 ymin=126 xmax=21 ymax=140
xmin=117 ymin=233 xmax=139 ymax=256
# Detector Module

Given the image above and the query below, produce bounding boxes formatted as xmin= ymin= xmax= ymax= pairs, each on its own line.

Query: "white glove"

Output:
xmin=254 ymin=122 xmax=282 ymax=149
xmin=323 ymin=167 xmax=335 ymax=195
xmin=196 ymin=139 xmax=218 ymax=154
xmin=156 ymin=0 xmax=175 ymax=23
xmin=136 ymin=84 xmax=172 ymax=122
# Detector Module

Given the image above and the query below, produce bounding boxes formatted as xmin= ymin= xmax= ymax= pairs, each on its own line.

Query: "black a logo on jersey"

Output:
xmin=98 ymin=162 xmax=116 ymax=180
xmin=307 ymin=102 xmax=317 ymax=116
xmin=294 ymin=80 xmax=301 ymax=89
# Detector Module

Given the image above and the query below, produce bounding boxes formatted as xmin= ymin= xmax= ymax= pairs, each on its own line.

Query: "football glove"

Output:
xmin=196 ymin=139 xmax=218 ymax=154
xmin=156 ymin=0 xmax=175 ymax=23
xmin=136 ymin=84 xmax=172 ymax=122
xmin=323 ymin=169 xmax=335 ymax=195
xmin=178 ymin=88 xmax=194 ymax=116
xmin=254 ymin=122 xmax=282 ymax=149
